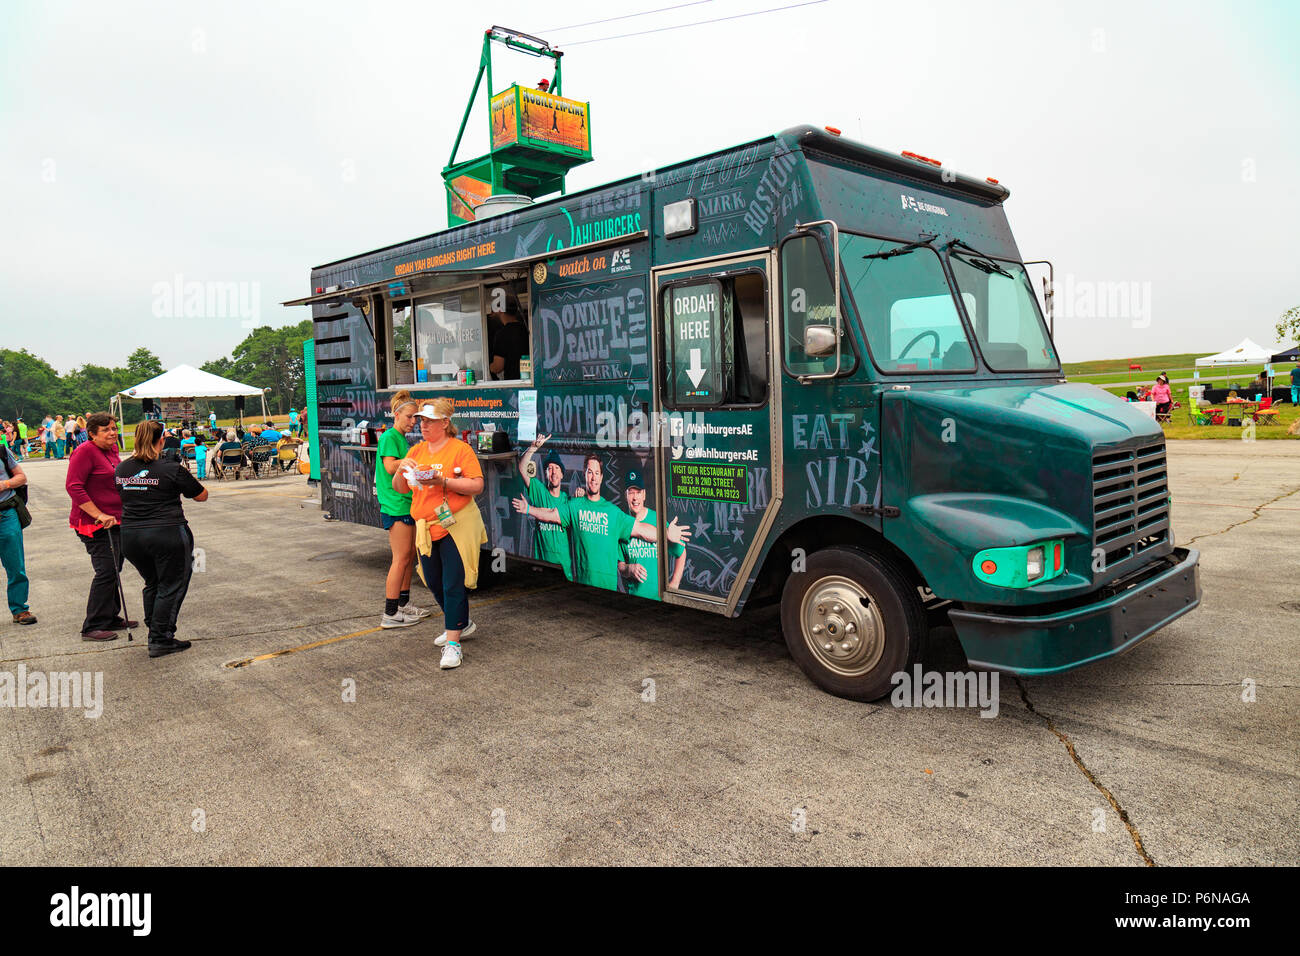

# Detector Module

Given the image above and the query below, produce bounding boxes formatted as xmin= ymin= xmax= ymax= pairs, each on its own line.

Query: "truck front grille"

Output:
xmin=1092 ymin=440 xmax=1169 ymax=573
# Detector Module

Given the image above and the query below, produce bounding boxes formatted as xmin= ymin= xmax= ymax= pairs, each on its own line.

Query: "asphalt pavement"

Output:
xmin=1 ymin=442 xmax=1296 ymax=865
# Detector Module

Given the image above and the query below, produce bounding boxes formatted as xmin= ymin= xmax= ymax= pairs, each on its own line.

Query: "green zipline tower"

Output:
xmin=442 ymin=26 xmax=594 ymax=226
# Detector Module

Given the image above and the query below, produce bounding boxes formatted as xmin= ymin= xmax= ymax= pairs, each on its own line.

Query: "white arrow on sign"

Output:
xmin=687 ymin=348 xmax=707 ymax=388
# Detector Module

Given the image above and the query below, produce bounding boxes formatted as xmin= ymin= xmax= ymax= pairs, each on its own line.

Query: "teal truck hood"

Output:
xmin=880 ymin=382 xmax=1169 ymax=605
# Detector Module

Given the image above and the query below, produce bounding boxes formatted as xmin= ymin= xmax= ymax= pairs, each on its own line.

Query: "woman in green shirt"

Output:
xmin=376 ymin=391 xmax=429 ymax=629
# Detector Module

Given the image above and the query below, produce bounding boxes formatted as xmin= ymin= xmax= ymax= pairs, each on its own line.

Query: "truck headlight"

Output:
xmin=973 ymin=540 xmax=1066 ymax=588
xmin=1026 ymin=546 xmax=1045 ymax=581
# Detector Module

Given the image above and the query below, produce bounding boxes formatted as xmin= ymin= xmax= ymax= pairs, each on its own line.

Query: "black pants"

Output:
xmin=80 ymin=526 xmax=123 ymax=633
xmin=121 ymin=524 xmax=195 ymax=644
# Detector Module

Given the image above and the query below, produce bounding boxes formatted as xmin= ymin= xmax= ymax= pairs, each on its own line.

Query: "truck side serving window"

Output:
xmin=841 ymin=235 xmax=976 ymax=374
xmin=414 ymin=288 xmax=484 ymax=384
xmin=780 ymin=233 xmax=854 ymax=376
xmin=387 ymin=300 xmax=415 ymax=386
xmin=661 ymin=274 xmax=768 ymax=408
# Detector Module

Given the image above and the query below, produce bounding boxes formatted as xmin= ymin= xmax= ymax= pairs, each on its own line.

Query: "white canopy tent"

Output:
xmin=110 ymin=364 xmax=268 ymax=433
xmin=1195 ymin=338 xmax=1274 ymax=368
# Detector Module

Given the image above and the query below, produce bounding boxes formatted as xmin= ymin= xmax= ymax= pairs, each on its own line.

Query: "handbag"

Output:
xmin=0 ymin=448 xmax=29 ymax=527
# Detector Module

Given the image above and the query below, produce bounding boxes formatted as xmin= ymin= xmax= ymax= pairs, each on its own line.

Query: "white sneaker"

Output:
xmin=433 ymin=619 xmax=476 ymax=646
xmin=439 ymin=641 xmax=463 ymax=669
xmin=380 ymin=609 xmax=421 ymax=629
xmin=399 ymin=602 xmax=432 ymax=619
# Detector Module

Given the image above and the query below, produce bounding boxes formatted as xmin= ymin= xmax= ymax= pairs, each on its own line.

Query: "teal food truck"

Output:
xmin=286 ymin=121 xmax=1200 ymax=700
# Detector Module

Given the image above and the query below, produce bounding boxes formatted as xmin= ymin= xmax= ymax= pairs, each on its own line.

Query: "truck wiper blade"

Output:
xmin=863 ymin=236 xmax=935 ymax=260
xmin=945 ymin=239 xmax=1012 ymax=277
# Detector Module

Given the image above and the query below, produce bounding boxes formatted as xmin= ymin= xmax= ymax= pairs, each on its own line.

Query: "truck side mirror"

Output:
xmin=803 ymin=325 xmax=837 ymax=357
xmin=780 ymin=221 xmax=842 ymax=382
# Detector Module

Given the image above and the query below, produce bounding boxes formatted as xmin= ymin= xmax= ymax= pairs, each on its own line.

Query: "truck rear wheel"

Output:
xmin=780 ymin=546 xmax=924 ymax=701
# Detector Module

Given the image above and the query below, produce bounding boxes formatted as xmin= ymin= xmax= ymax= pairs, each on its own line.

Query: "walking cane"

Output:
xmin=105 ymin=524 xmax=134 ymax=643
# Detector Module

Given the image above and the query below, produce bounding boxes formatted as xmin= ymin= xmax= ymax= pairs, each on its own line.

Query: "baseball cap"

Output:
xmin=626 ymin=469 xmax=645 ymax=490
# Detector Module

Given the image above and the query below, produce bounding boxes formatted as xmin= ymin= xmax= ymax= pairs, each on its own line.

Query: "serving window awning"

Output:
xmin=281 ymin=230 xmax=648 ymax=308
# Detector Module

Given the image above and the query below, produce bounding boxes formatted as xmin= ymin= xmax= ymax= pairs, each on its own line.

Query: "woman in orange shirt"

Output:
xmin=392 ymin=398 xmax=484 ymax=669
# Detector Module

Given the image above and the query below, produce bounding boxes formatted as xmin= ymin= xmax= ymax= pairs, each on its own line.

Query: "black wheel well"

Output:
xmin=747 ymin=516 xmax=926 ymax=607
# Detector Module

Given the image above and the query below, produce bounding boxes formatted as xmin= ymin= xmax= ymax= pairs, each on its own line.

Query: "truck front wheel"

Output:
xmin=780 ymin=546 xmax=924 ymax=701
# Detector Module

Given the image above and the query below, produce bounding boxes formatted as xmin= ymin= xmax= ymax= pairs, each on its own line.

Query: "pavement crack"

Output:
xmin=1015 ymin=678 xmax=1156 ymax=867
xmin=1184 ymin=485 xmax=1300 ymax=547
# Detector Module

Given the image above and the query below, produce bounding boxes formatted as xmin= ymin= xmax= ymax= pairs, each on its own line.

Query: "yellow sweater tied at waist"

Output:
xmin=415 ymin=501 xmax=489 ymax=589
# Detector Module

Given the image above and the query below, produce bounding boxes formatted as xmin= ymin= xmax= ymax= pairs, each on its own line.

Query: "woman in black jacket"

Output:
xmin=116 ymin=421 xmax=208 ymax=658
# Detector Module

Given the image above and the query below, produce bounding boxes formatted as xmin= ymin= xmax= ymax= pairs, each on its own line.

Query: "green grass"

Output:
xmin=1061 ymin=353 xmax=1210 ymax=375
xmin=1070 ymin=363 xmax=1296 ymax=387
xmin=1094 ymin=381 xmax=1298 ymax=439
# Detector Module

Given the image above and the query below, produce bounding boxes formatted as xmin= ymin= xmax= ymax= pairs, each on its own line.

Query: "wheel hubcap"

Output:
xmin=800 ymin=575 xmax=885 ymax=677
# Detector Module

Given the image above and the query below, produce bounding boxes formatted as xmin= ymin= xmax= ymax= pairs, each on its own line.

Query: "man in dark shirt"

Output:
xmin=489 ymin=301 xmax=529 ymax=380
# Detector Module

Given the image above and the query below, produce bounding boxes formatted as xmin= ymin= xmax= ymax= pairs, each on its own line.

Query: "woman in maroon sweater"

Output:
xmin=66 ymin=412 xmax=137 ymax=641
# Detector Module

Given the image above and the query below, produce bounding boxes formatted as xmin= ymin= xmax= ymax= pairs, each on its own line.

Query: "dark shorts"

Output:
xmin=381 ymin=512 xmax=415 ymax=530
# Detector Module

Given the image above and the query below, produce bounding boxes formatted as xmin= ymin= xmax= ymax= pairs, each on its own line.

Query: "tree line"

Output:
xmin=0 ymin=321 xmax=314 ymax=424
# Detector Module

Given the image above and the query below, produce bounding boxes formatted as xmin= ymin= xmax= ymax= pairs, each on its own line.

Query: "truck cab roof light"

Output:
xmin=901 ymin=150 xmax=942 ymax=167
xmin=986 ymin=177 xmax=999 ymax=184
xmin=825 ymin=126 xmax=841 ymax=135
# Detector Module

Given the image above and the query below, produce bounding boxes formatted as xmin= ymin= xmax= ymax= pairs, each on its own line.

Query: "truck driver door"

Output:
xmin=651 ymin=253 xmax=779 ymax=612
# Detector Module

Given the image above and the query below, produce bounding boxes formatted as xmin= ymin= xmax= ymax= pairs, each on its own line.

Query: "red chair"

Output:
xmin=1253 ymin=397 xmax=1279 ymax=424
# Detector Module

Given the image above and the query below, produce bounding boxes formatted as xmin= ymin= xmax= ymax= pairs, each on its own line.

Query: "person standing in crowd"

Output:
xmin=179 ymin=429 xmax=207 ymax=479
xmin=1290 ymin=363 xmax=1300 ymax=405
xmin=53 ymin=415 xmax=66 ymax=459
xmin=1151 ymin=373 xmax=1172 ymax=423
xmin=514 ymin=434 xmax=573 ymax=579
xmin=117 ymin=420 xmax=207 ymax=658
xmin=15 ymin=419 xmax=27 ymax=459
xmin=208 ymin=408 xmax=218 ymax=433
xmin=0 ymin=442 xmax=35 ymax=625
xmin=289 ymin=408 xmax=299 ymax=436
xmin=375 ymin=391 xmax=429 ymax=629
xmin=66 ymin=412 xmax=136 ymax=642
xmin=41 ymin=415 xmax=53 ymax=459
xmin=392 ymin=399 xmax=486 ymax=669
xmin=297 ymin=408 xmax=309 ymax=442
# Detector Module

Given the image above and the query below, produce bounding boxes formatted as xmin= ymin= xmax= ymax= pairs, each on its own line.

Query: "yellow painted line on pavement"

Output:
xmin=222 ymin=583 xmax=565 ymax=669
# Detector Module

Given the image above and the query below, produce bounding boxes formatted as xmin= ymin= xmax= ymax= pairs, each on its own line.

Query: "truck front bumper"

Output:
xmin=947 ymin=547 xmax=1201 ymax=675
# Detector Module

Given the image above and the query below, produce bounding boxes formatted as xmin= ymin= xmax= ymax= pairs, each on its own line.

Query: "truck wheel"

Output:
xmin=780 ymin=546 xmax=924 ymax=701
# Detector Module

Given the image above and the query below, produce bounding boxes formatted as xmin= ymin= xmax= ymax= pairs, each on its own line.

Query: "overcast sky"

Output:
xmin=2 ymin=0 xmax=1296 ymax=373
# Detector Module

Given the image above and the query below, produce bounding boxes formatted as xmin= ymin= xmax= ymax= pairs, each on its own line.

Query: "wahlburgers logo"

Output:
xmin=545 ymin=206 xmax=643 ymax=253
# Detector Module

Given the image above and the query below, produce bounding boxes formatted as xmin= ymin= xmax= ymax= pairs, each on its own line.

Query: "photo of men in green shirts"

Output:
xmin=517 ymin=453 xmax=691 ymax=593
xmin=619 ymin=469 xmax=686 ymax=599
xmin=513 ymin=434 xmax=572 ymax=578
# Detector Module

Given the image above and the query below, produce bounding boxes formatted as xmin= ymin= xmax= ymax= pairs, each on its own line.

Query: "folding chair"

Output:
xmin=218 ymin=446 xmax=246 ymax=480
xmin=1253 ymin=397 xmax=1280 ymax=425
xmin=248 ymin=444 xmax=276 ymax=478
xmin=276 ymin=443 xmax=300 ymax=473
